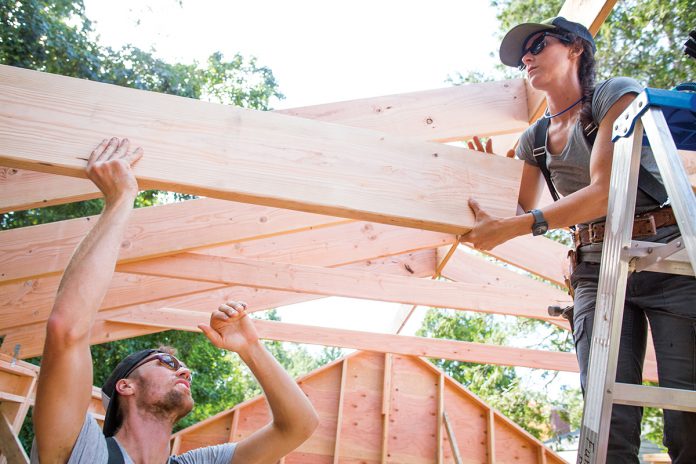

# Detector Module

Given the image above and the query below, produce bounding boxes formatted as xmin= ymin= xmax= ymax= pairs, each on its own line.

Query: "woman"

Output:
xmin=463 ymin=17 xmax=696 ymax=464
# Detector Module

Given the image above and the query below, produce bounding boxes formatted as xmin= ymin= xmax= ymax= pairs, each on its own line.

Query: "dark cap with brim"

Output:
xmin=499 ymin=16 xmax=596 ymax=67
xmin=101 ymin=349 xmax=162 ymax=437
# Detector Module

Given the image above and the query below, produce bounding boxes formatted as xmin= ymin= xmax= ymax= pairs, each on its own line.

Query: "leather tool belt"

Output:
xmin=572 ymin=206 xmax=677 ymax=248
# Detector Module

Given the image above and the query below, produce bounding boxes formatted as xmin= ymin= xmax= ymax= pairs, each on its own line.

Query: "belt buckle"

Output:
xmin=588 ymin=221 xmax=605 ymax=244
xmin=633 ymin=215 xmax=657 ymax=239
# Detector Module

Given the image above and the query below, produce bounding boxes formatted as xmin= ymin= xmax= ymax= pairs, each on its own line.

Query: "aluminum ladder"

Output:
xmin=577 ymin=88 xmax=696 ymax=464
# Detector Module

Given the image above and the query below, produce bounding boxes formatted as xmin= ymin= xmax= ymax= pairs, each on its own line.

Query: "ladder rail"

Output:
xmin=577 ymin=117 xmax=645 ymax=464
xmin=577 ymin=88 xmax=696 ymax=464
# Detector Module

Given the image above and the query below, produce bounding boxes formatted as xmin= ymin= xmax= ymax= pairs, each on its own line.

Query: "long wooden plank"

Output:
xmin=107 ymin=308 xmax=580 ymax=372
xmin=0 ymin=79 xmax=531 ymax=213
xmin=117 ymin=253 xmax=568 ymax=321
xmin=0 ymin=221 xmax=450 ymax=331
xmin=0 ymin=197 xmax=347 ymax=285
xmin=278 ymin=79 xmax=531 ymax=143
xmin=0 ymin=64 xmax=521 ymax=234
xmin=0 ymin=250 xmax=437 ymax=359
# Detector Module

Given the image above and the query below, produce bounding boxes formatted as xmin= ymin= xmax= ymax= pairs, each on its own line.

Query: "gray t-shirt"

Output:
xmin=30 ymin=414 xmax=236 ymax=464
xmin=516 ymin=77 xmax=663 ymax=223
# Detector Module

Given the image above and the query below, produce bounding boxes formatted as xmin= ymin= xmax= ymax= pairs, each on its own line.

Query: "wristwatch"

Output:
xmin=528 ymin=209 xmax=548 ymax=236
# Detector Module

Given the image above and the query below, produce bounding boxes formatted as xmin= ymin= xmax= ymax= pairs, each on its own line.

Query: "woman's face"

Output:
xmin=520 ymin=32 xmax=578 ymax=90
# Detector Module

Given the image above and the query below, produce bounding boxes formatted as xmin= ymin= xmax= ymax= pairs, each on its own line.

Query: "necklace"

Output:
xmin=543 ymin=96 xmax=584 ymax=119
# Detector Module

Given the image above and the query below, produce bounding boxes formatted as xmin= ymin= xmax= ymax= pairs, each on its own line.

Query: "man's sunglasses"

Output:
xmin=130 ymin=353 xmax=192 ymax=380
xmin=518 ymin=32 xmax=572 ymax=70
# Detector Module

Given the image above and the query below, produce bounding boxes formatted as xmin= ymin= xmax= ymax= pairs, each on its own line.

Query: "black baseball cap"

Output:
xmin=499 ymin=16 xmax=596 ymax=68
xmin=101 ymin=349 xmax=163 ymax=437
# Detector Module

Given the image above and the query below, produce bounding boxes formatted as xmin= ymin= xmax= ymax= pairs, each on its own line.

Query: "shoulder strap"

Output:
xmin=532 ymin=117 xmax=560 ymax=202
xmin=106 ymin=437 xmax=126 ymax=464
xmin=534 ymin=116 xmax=668 ymax=206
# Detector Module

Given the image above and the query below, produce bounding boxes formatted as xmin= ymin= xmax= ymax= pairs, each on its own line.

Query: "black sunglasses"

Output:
xmin=130 ymin=353 xmax=192 ymax=381
xmin=518 ymin=32 xmax=572 ymax=70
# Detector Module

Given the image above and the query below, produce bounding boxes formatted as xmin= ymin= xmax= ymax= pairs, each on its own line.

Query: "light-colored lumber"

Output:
xmin=380 ymin=353 xmax=392 ymax=463
xmin=0 ymin=220 xmax=449 ymax=331
xmin=106 ymin=308 xmax=580 ymax=372
xmin=278 ymin=79 xmax=531 ymax=143
xmin=0 ymin=79 xmax=533 ymax=213
xmin=0 ymin=64 xmax=521 ymax=235
xmin=0 ymin=197 xmax=346 ymax=285
xmin=117 ymin=253 xmax=568 ymax=322
xmin=0 ymin=411 xmax=29 ymax=464
xmin=0 ymin=167 xmax=100 ymax=213
xmin=484 ymin=234 xmax=569 ymax=287
xmin=439 ymin=248 xmax=572 ymax=306
xmin=0 ymin=250 xmax=437 ymax=358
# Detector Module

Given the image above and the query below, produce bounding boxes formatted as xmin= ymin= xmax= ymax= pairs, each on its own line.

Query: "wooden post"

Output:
xmin=333 ymin=358 xmax=348 ymax=464
xmin=381 ymin=353 xmax=393 ymax=463
xmin=228 ymin=409 xmax=239 ymax=443
xmin=437 ymin=373 xmax=444 ymax=464
xmin=171 ymin=435 xmax=182 ymax=455
xmin=487 ymin=409 xmax=496 ymax=464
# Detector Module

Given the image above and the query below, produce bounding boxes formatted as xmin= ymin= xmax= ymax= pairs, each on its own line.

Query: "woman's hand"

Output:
xmin=467 ymin=136 xmax=515 ymax=158
xmin=460 ymin=198 xmax=526 ymax=251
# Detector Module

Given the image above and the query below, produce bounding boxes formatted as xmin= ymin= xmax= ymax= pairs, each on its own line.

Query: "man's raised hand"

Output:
xmin=199 ymin=301 xmax=260 ymax=354
xmin=86 ymin=137 xmax=143 ymax=205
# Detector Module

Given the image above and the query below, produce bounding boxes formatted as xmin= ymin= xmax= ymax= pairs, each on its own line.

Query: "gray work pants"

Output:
xmin=572 ymin=258 xmax=696 ymax=464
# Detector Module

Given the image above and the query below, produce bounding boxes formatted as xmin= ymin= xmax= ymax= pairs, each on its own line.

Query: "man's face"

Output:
xmin=130 ymin=353 xmax=194 ymax=423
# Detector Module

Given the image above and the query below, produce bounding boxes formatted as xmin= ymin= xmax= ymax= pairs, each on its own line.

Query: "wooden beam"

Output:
xmin=107 ymin=308 xmax=580 ymax=372
xmin=0 ymin=197 xmax=347 ymax=285
xmin=0 ymin=220 xmax=450 ymax=331
xmin=0 ymin=411 xmax=29 ymax=464
xmin=0 ymin=78 xmax=532 ymax=213
xmin=439 ymin=248 xmax=572 ymax=307
xmin=278 ymin=79 xmax=532 ymax=143
xmin=484 ymin=234 xmax=569 ymax=287
xmin=1 ymin=250 xmax=437 ymax=358
xmin=0 ymin=64 xmax=521 ymax=235
xmin=118 ymin=253 xmax=567 ymax=321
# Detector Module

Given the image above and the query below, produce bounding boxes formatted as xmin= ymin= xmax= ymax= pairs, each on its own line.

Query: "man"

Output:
xmin=32 ymin=137 xmax=319 ymax=463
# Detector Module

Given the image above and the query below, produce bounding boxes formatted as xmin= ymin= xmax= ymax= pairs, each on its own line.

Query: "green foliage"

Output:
xmin=491 ymin=0 xmax=696 ymax=89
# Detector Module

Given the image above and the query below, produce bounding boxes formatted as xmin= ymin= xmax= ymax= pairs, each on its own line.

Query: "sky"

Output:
xmin=79 ymin=0 xmax=578 ymax=393
xmin=82 ymin=0 xmax=505 ymax=109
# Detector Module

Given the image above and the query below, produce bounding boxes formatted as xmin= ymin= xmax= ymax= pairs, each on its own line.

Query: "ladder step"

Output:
xmin=613 ymin=383 xmax=696 ymax=412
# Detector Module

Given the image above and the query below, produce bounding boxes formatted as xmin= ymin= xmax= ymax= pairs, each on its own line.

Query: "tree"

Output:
xmin=0 ymin=0 xmax=338 ymax=453
xmin=491 ymin=0 xmax=696 ymax=89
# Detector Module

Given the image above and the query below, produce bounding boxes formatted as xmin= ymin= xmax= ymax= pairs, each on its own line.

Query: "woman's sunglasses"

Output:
xmin=130 ymin=353 xmax=192 ymax=381
xmin=518 ymin=32 xmax=572 ymax=70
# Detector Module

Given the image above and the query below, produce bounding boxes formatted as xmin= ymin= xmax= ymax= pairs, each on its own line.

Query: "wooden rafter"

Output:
xmin=105 ymin=307 xmax=581 ymax=372
xmin=117 ymin=253 xmax=570 ymax=322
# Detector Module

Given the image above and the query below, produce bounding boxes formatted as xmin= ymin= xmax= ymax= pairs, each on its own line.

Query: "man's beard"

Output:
xmin=137 ymin=384 xmax=194 ymax=424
